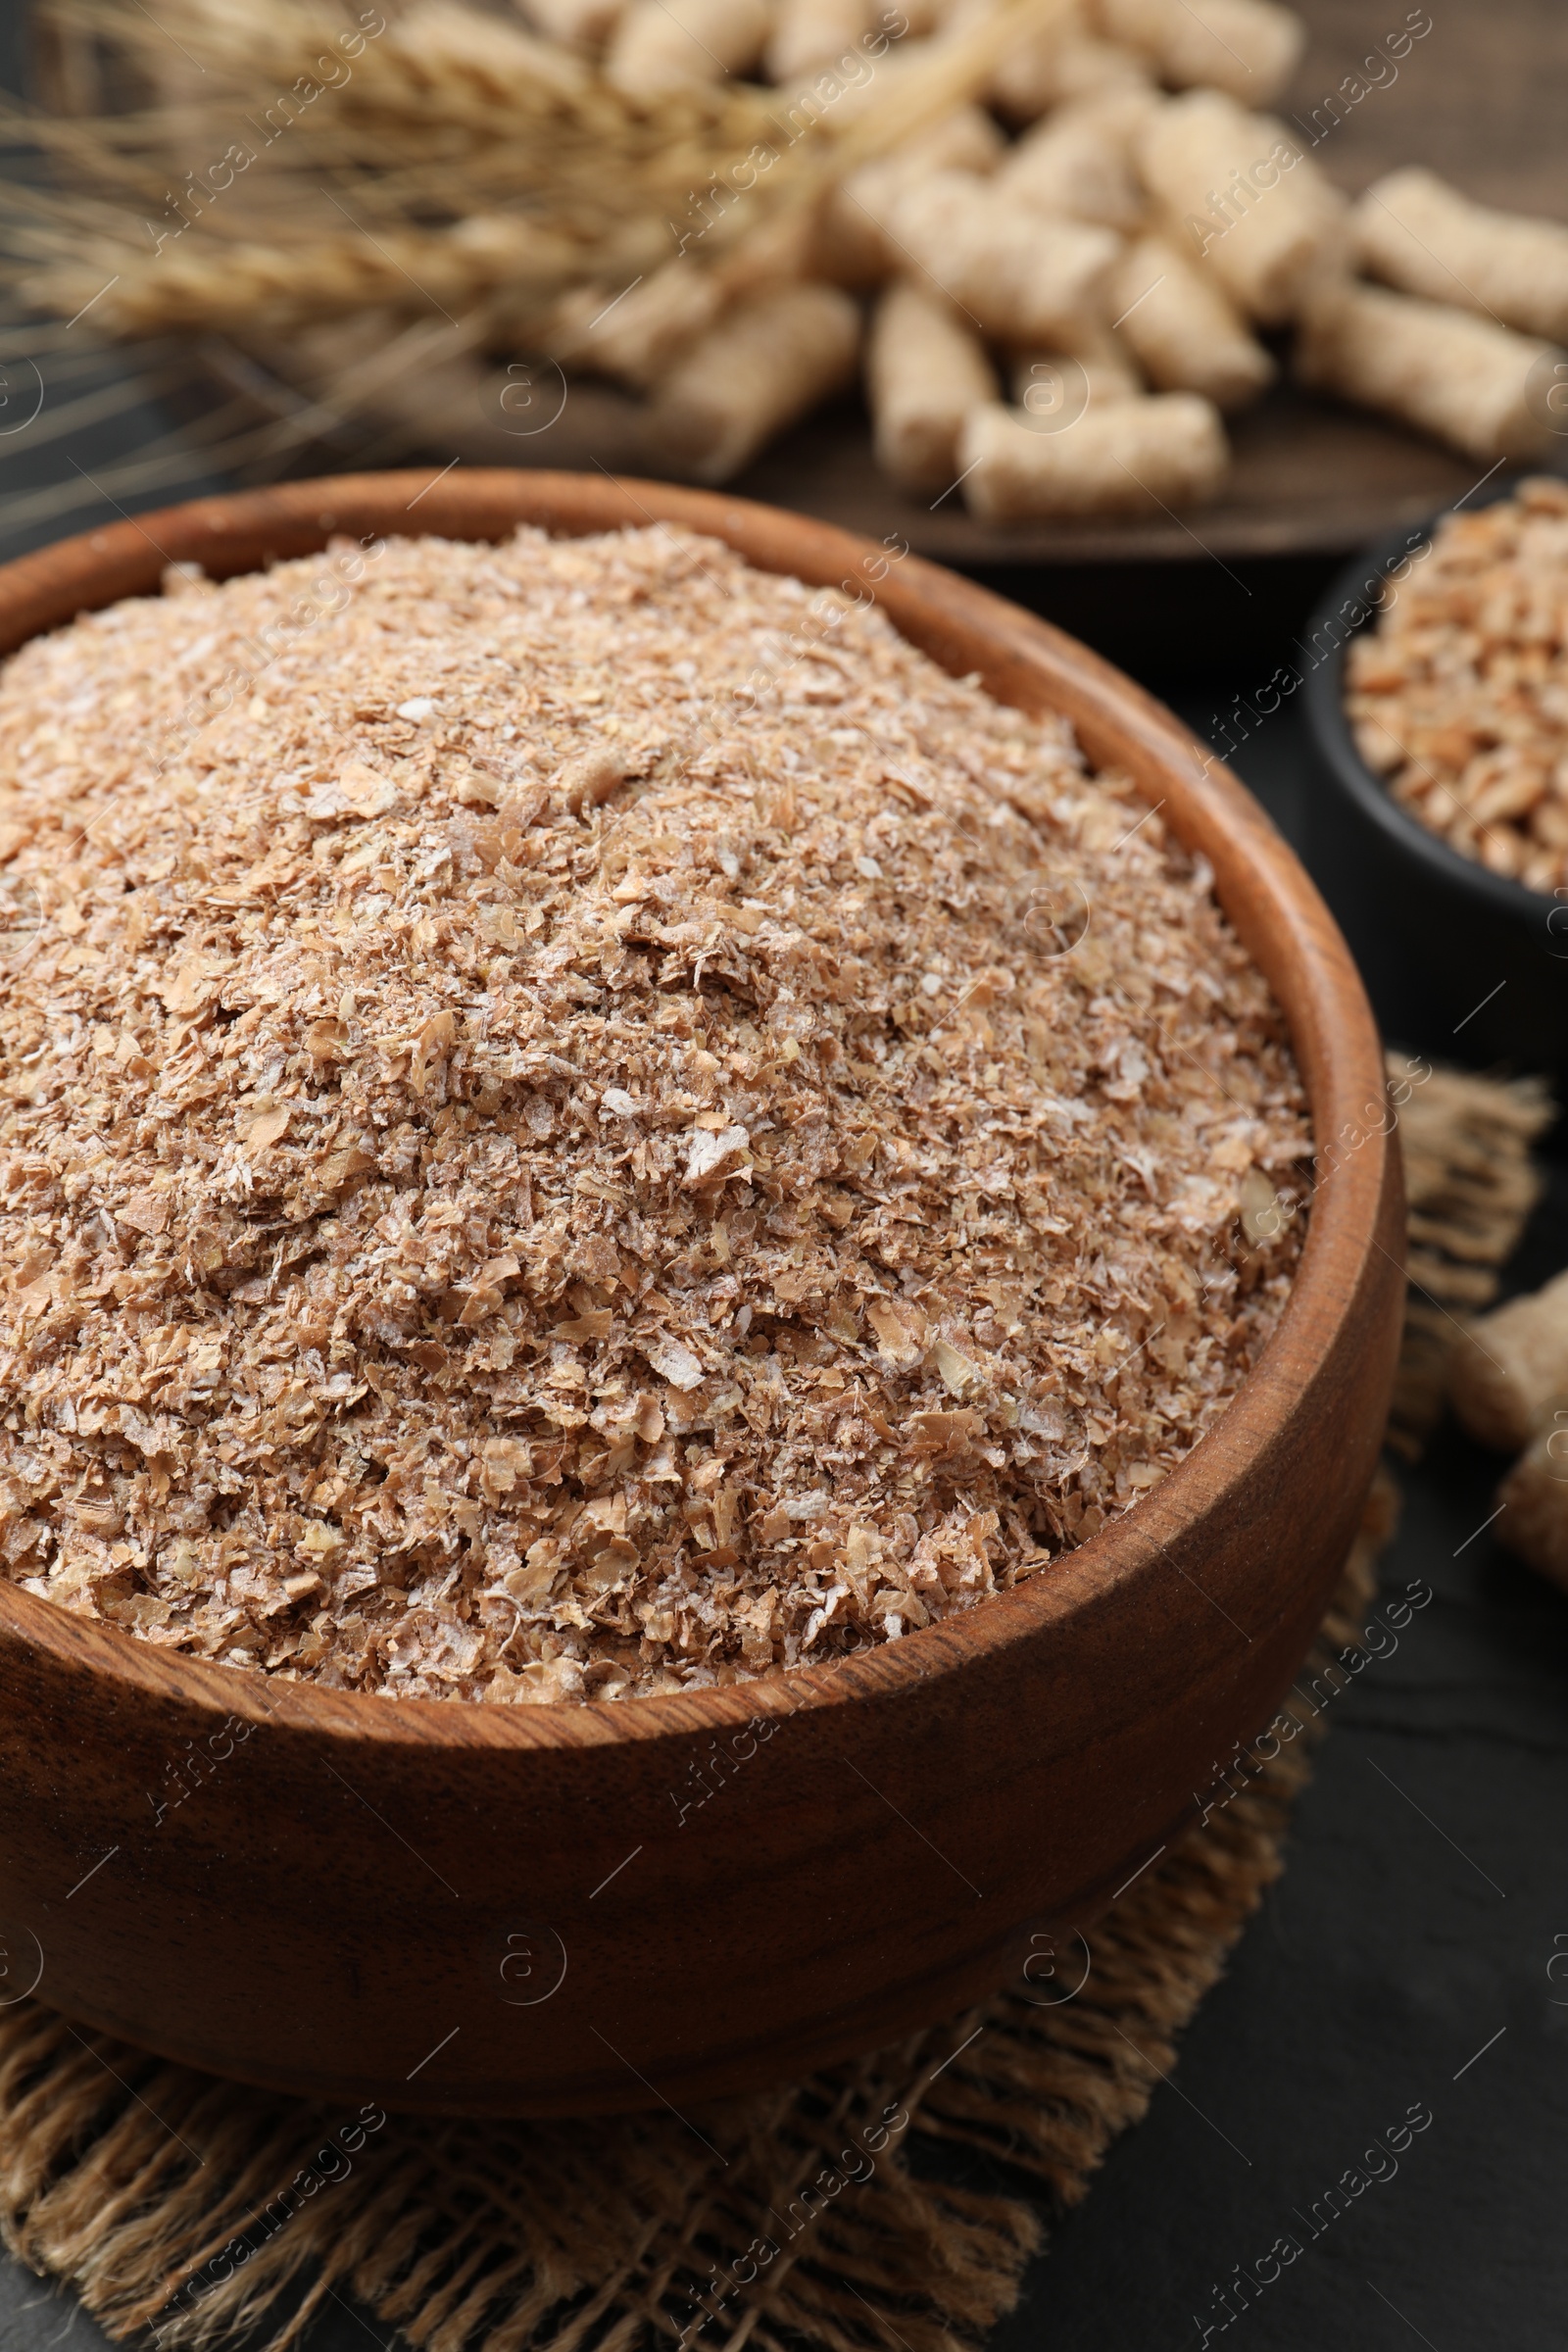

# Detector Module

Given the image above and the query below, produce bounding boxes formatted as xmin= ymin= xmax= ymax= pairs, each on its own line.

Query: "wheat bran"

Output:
xmin=1346 ymin=476 xmax=1568 ymax=892
xmin=0 ymin=525 xmax=1307 ymax=1702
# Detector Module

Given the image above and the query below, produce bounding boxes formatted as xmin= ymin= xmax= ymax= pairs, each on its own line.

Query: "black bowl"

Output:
xmin=1299 ymin=481 xmax=1568 ymax=1094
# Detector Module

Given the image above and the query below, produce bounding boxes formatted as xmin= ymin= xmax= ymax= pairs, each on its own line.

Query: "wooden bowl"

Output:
xmin=0 ymin=471 xmax=1403 ymax=2118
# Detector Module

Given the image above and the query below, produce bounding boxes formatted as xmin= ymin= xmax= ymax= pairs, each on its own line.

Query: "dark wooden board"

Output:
xmin=729 ymin=0 xmax=1568 ymax=566
xmin=730 ymin=388 xmax=1540 ymax=567
xmin=1288 ymin=0 xmax=1568 ymax=220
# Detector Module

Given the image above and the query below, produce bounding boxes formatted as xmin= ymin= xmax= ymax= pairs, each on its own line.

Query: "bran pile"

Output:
xmin=0 ymin=524 xmax=1307 ymax=1701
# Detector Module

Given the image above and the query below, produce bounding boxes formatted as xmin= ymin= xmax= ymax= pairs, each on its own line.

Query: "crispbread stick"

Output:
xmin=1097 ymin=0 xmax=1303 ymax=104
xmin=992 ymin=36 xmax=1150 ymax=124
xmin=1009 ymin=324 xmax=1142 ymax=409
xmin=515 ymin=0 xmax=626 ymax=49
xmin=1137 ymin=91 xmax=1348 ymax=324
xmin=867 ymin=279 xmax=998 ymax=488
xmin=648 ymin=282 xmax=860 ymax=481
xmin=998 ymin=87 xmax=1161 ymax=229
xmin=958 ymin=390 xmax=1227 ymax=517
xmin=1295 ymin=278 xmax=1559 ymax=466
xmin=873 ymin=170 xmax=1122 ymax=343
xmin=1448 ymin=1267 xmax=1568 ymax=1452
xmin=805 ymin=28 xmax=977 ymax=123
xmin=766 ymin=0 xmax=875 ymax=79
xmin=1498 ymin=1428 xmax=1568 ymax=1592
xmin=546 ymin=260 xmax=725 ymax=387
xmin=605 ymin=0 xmax=768 ymax=91
xmin=1354 ymin=168 xmax=1568 ymax=346
xmin=1106 ymin=231 xmax=1274 ymax=409
xmin=985 ymin=0 xmax=1151 ymax=124
xmin=816 ymin=105 xmax=1004 ymax=287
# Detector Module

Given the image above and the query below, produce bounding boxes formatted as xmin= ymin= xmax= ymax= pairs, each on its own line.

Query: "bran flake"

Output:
xmin=0 ymin=525 xmax=1307 ymax=1703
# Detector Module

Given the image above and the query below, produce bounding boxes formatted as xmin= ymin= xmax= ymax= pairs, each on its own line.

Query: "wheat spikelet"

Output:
xmin=8 ymin=0 xmax=1071 ymax=340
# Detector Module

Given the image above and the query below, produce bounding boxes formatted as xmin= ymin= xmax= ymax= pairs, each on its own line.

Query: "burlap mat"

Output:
xmin=0 ymin=1057 xmax=1547 ymax=2352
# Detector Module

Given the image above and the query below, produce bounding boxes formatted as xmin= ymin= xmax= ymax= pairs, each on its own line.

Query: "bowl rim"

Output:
xmin=0 ymin=467 xmax=1396 ymax=1754
xmin=1300 ymin=472 xmax=1563 ymax=925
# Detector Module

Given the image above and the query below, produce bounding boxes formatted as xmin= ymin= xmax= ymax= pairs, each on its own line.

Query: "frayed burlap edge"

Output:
xmin=0 ymin=1056 xmax=1535 ymax=2352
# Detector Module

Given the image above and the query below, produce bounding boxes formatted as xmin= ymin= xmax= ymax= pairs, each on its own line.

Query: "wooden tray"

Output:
xmin=207 ymin=342 xmax=1558 ymax=577
xmin=728 ymin=389 xmax=1545 ymax=567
